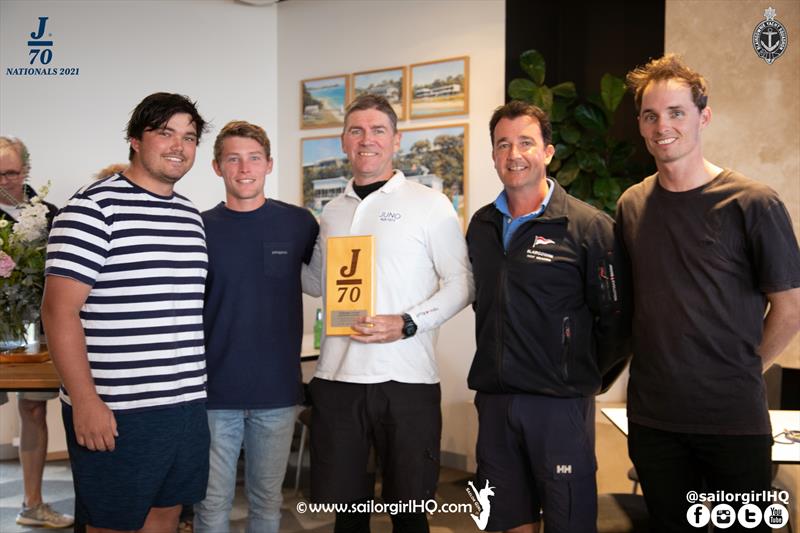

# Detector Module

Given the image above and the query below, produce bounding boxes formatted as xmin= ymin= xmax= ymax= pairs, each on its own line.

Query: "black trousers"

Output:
xmin=628 ymin=422 xmax=773 ymax=533
xmin=309 ymin=379 xmax=441 ymax=504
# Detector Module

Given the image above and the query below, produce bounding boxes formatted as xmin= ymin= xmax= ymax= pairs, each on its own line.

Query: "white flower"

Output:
xmin=37 ymin=181 xmax=51 ymax=198
xmin=0 ymin=219 xmax=8 ymax=228
xmin=11 ymin=202 xmax=48 ymax=242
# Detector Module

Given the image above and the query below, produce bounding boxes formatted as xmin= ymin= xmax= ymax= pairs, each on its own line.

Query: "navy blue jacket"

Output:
xmin=466 ymin=180 xmax=630 ymax=397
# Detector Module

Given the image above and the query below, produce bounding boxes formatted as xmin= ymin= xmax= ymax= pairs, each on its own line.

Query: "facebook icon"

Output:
xmin=686 ymin=504 xmax=710 ymax=527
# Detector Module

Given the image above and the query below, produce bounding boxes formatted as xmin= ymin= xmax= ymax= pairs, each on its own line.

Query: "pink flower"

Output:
xmin=0 ymin=251 xmax=16 ymax=278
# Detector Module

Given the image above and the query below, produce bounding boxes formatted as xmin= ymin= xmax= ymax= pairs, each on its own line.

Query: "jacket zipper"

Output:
xmin=561 ymin=316 xmax=572 ymax=380
xmin=495 ymin=252 xmax=507 ymax=391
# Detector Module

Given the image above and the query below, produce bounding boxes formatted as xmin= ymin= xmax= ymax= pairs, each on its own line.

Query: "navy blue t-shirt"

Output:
xmin=202 ymin=200 xmax=318 ymax=409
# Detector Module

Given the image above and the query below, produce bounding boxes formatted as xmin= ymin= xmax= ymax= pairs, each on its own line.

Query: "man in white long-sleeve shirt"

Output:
xmin=306 ymin=94 xmax=474 ymax=533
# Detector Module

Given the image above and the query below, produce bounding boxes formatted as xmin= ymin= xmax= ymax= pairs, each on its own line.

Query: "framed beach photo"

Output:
xmin=397 ymin=123 xmax=469 ymax=229
xmin=301 ymin=135 xmax=351 ymax=217
xmin=301 ymin=75 xmax=349 ymax=129
xmin=352 ymin=66 xmax=406 ymax=120
xmin=409 ymin=57 xmax=469 ymax=119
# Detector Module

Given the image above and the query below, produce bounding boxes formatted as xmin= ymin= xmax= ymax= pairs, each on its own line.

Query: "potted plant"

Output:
xmin=508 ymin=49 xmax=650 ymax=214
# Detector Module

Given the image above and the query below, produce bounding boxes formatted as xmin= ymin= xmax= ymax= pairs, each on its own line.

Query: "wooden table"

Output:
xmin=0 ymin=336 xmax=319 ymax=393
xmin=601 ymin=407 xmax=800 ymax=464
xmin=0 ymin=344 xmax=61 ymax=392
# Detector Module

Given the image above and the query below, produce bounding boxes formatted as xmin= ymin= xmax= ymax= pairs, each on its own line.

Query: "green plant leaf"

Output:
xmin=556 ymin=158 xmax=580 ymax=186
xmin=601 ymin=74 xmax=626 ymax=113
xmin=509 ymin=78 xmax=537 ymax=102
xmin=550 ymin=98 xmax=570 ymax=123
xmin=593 ymin=176 xmax=622 ymax=200
xmin=576 ymin=150 xmax=606 ymax=174
xmin=609 ymin=141 xmax=635 ymax=173
xmin=554 ymin=143 xmax=574 ymax=159
xmin=551 ymin=82 xmax=576 ymax=99
xmin=548 ymin=158 xmax=562 ymax=173
xmin=569 ymin=174 xmax=592 ymax=201
xmin=561 ymin=124 xmax=581 ymax=145
xmin=533 ymin=85 xmax=553 ymax=113
xmin=520 ymin=50 xmax=546 ymax=85
xmin=574 ymin=104 xmax=607 ymax=132
xmin=596 ymin=161 xmax=611 ymax=179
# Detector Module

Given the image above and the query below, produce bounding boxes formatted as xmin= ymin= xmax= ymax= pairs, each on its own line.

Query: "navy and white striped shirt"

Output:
xmin=45 ymin=174 xmax=207 ymax=412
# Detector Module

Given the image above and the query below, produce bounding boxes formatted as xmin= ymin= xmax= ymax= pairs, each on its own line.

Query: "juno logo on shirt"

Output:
xmin=379 ymin=211 xmax=402 ymax=222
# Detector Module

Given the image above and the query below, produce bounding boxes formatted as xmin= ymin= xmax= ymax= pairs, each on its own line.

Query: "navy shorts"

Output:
xmin=474 ymin=393 xmax=597 ymax=533
xmin=63 ymin=401 xmax=210 ymax=531
xmin=309 ymin=379 xmax=441 ymax=504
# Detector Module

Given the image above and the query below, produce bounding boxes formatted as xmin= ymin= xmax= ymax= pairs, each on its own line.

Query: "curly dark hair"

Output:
xmin=126 ymin=92 xmax=208 ymax=160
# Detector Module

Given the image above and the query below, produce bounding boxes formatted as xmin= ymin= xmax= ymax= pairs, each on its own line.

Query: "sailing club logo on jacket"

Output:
xmin=527 ymin=235 xmax=556 ymax=262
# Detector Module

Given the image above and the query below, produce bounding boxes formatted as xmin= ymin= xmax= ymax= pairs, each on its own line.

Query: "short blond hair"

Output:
xmin=213 ymin=121 xmax=271 ymax=163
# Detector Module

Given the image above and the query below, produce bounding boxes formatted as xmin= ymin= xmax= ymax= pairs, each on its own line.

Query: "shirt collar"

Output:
xmin=345 ymin=170 xmax=406 ymax=199
xmin=493 ymin=178 xmax=554 ymax=220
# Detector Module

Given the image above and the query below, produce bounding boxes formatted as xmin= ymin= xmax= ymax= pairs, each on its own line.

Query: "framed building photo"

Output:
xmin=301 ymin=135 xmax=351 ymax=217
xmin=409 ymin=56 xmax=469 ymax=119
xmin=301 ymin=75 xmax=349 ymax=129
xmin=352 ymin=66 xmax=406 ymax=120
xmin=398 ymin=123 xmax=469 ymax=229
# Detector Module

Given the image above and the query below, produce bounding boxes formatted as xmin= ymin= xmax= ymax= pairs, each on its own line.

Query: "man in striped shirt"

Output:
xmin=42 ymin=92 xmax=210 ymax=533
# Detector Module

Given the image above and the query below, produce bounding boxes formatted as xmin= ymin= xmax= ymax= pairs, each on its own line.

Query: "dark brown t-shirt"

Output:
xmin=616 ymin=170 xmax=800 ymax=435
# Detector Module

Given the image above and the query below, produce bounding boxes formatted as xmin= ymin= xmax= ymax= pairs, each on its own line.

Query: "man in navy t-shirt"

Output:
xmin=194 ymin=121 xmax=318 ymax=533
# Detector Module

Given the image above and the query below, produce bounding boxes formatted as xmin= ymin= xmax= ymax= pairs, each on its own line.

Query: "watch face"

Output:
xmin=402 ymin=314 xmax=417 ymax=337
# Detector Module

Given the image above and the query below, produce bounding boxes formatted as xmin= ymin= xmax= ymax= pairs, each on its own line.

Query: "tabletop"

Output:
xmin=601 ymin=407 xmax=800 ymax=464
xmin=0 ymin=344 xmax=60 ymax=392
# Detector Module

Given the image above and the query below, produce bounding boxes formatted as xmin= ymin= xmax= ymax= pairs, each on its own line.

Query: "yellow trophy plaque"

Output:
xmin=325 ymin=235 xmax=375 ymax=335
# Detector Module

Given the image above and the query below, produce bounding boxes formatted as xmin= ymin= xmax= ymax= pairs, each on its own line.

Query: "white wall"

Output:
xmin=0 ymin=0 xmax=279 ymax=454
xmin=277 ymin=0 xmax=506 ymax=470
xmin=0 ymin=0 xmax=279 ymax=211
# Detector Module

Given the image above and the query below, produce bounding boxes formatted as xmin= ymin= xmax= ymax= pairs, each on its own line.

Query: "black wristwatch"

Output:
xmin=401 ymin=313 xmax=418 ymax=338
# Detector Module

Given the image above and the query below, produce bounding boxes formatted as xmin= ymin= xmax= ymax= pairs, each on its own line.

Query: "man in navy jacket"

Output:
xmin=466 ymin=101 xmax=629 ymax=533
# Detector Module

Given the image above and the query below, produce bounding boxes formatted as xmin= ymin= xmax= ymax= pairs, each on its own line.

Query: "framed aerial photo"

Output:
xmin=397 ymin=123 xmax=469 ymax=229
xmin=301 ymin=135 xmax=351 ymax=217
xmin=352 ymin=66 xmax=406 ymax=120
xmin=409 ymin=56 xmax=469 ymax=119
xmin=301 ymin=75 xmax=349 ymax=129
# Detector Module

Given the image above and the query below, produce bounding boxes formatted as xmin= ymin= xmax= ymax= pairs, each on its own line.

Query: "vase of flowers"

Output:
xmin=0 ymin=183 xmax=50 ymax=353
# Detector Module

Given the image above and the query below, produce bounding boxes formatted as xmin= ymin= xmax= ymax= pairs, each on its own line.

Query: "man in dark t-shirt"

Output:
xmin=194 ymin=121 xmax=318 ymax=533
xmin=617 ymin=54 xmax=800 ymax=532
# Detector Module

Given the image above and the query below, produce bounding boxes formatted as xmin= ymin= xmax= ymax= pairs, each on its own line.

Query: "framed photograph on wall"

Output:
xmin=301 ymin=75 xmax=349 ymax=129
xmin=352 ymin=66 xmax=406 ymax=120
xmin=398 ymin=123 xmax=469 ymax=229
xmin=409 ymin=56 xmax=469 ymax=119
xmin=301 ymin=135 xmax=351 ymax=217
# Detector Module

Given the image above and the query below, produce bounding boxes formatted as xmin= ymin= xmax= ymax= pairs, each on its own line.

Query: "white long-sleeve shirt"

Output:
xmin=309 ymin=171 xmax=474 ymax=384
